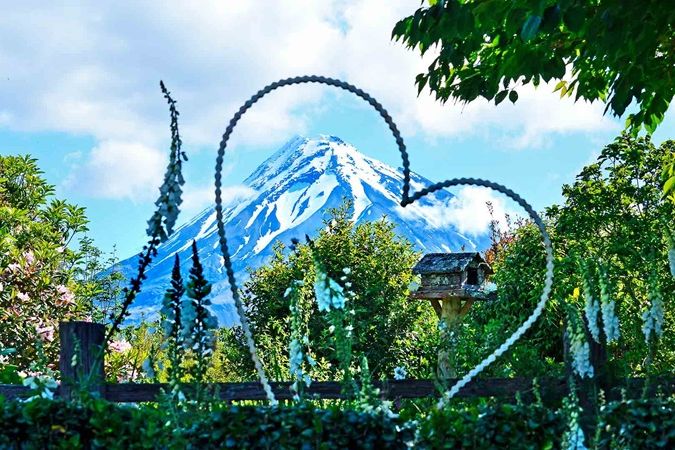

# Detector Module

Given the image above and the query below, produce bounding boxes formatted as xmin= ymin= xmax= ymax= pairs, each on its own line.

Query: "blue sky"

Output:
xmin=1 ymin=1 xmax=673 ymax=260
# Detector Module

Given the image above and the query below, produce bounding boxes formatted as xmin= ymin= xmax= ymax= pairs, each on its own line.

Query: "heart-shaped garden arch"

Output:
xmin=214 ymin=76 xmax=554 ymax=406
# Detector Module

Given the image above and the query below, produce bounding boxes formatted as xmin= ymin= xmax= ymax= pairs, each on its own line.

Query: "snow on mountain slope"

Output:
xmin=114 ymin=135 xmax=489 ymax=325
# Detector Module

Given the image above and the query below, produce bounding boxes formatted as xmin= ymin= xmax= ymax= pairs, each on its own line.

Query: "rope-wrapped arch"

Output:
xmin=214 ymin=76 xmax=554 ymax=405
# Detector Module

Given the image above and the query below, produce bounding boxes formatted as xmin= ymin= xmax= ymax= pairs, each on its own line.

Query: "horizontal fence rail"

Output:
xmin=1 ymin=322 xmax=674 ymax=403
xmin=1 ymin=378 xmax=566 ymax=403
xmin=3 ymin=378 xmax=675 ymax=403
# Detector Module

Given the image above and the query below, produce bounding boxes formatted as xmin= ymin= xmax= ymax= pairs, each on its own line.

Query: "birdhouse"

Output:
xmin=409 ymin=252 xmax=496 ymax=378
xmin=410 ymin=252 xmax=495 ymax=307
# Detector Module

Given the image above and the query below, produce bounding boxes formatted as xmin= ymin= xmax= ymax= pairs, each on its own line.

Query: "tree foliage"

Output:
xmin=0 ymin=155 xmax=120 ymax=371
xmin=224 ymin=202 xmax=439 ymax=381
xmin=459 ymin=134 xmax=674 ymax=377
xmin=550 ymin=134 xmax=674 ymax=375
xmin=664 ymin=153 xmax=675 ymax=204
xmin=393 ymin=0 xmax=675 ymax=134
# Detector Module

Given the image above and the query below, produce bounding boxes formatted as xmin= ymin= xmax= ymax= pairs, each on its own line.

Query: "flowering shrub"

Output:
xmin=182 ymin=241 xmax=218 ymax=388
xmin=127 ymin=242 xmax=220 ymax=404
xmin=566 ymin=304 xmax=594 ymax=379
xmin=464 ymin=135 xmax=675 ymax=379
xmin=393 ymin=366 xmax=407 ymax=380
xmin=561 ymin=389 xmax=589 ymax=450
xmin=642 ymin=271 xmax=665 ymax=345
xmin=581 ymin=261 xmax=601 ymax=343
xmin=159 ymin=254 xmax=187 ymax=397
xmin=0 ymin=155 xmax=120 ymax=373
xmin=285 ymin=279 xmax=314 ymax=400
xmin=597 ymin=263 xmax=620 ymax=344
xmin=105 ymin=81 xmax=187 ymax=344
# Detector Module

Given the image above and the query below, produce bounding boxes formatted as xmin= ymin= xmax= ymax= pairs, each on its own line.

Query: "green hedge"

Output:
xmin=0 ymin=398 xmax=413 ymax=449
xmin=0 ymin=395 xmax=673 ymax=449
xmin=418 ymin=402 xmax=565 ymax=449
xmin=596 ymin=398 xmax=675 ymax=449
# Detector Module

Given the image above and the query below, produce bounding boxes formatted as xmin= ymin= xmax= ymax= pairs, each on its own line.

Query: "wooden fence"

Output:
xmin=1 ymin=322 xmax=673 ymax=403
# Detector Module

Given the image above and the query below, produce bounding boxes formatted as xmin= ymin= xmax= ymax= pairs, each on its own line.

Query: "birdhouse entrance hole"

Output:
xmin=466 ymin=267 xmax=478 ymax=285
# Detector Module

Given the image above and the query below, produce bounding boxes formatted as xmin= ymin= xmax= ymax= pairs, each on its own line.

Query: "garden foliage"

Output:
xmin=1 ymin=394 xmax=673 ymax=449
xmin=223 ymin=202 xmax=440 ymax=382
xmin=393 ymin=0 xmax=675 ymax=134
xmin=454 ymin=134 xmax=674 ymax=378
xmin=2 ymin=75 xmax=673 ymax=449
xmin=0 ymin=155 xmax=121 ymax=372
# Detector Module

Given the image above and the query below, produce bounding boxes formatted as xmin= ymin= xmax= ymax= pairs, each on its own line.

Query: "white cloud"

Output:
xmin=0 ymin=1 xmax=342 ymax=149
xmin=0 ymin=0 xmax=620 ymax=153
xmin=331 ymin=1 xmax=618 ymax=147
xmin=400 ymin=186 xmax=516 ymax=237
xmin=63 ymin=141 xmax=166 ymax=201
xmin=446 ymin=186 xmax=513 ymax=236
xmin=63 ymin=141 xmax=257 ymax=205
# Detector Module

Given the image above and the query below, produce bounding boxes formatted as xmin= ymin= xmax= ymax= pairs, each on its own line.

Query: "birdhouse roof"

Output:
xmin=412 ymin=252 xmax=492 ymax=275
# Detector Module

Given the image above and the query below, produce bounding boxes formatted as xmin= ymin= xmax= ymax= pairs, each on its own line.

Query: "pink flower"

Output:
xmin=23 ymin=251 xmax=35 ymax=266
xmin=110 ymin=340 xmax=132 ymax=353
xmin=55 ymin=285 xmax=75 ymax=306
xmin=17 ymin=292 xmax=30 ymax=302
xmin=36 ymin=325 xmax=55 ymax=342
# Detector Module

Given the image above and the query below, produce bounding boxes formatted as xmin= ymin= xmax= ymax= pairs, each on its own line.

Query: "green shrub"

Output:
xmin=0 ymin=397 xmax=412 ymax=449
xmin=225 ymin=201 xmax=439 ymax=382
xmin=597 ymin=396 xmax=675 ymax=449
xmin=0 ymin=155 xmax=122 ymax=373
xmin=455 ymin=135 xmax=675 ymax=379
xmin=417 ymin=401 xmax=565 ymax=449
xmin=1 ymin=394 xmax=672 ymax=449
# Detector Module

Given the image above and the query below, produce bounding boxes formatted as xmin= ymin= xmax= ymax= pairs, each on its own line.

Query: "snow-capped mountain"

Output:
xmin=115 ymin=135 xmax=488 ymax=325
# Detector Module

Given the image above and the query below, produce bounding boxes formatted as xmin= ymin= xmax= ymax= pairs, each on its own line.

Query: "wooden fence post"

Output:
xmin=59 ymin=321 xmax=106 ymax=400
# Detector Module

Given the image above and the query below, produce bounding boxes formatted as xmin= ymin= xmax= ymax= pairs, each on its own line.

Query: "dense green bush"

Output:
xmin=596 ymin=397 xmax=675 ymax=449
xmin=1 ymin=395 xmax=672 ymax=449
xmin=0 ymin=397 xmax=413 ymax=449
xmin=454 ymin=135 xmax=675 ymax=379
xmin=224 ymin=202 xmax=439 ymax=382
xmin=0 ymin=155 xmax=122 ymax=373
xmin=417 ymin=401 xmax=565 ymax=449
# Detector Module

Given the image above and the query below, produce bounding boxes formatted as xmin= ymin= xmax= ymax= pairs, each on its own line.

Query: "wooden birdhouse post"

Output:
xmin=409 ymin=253 xmax=495 ymax=379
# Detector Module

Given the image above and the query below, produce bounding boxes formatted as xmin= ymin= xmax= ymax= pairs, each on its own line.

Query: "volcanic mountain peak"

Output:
xmin=115 ymin=135 xmax=485 ymax=325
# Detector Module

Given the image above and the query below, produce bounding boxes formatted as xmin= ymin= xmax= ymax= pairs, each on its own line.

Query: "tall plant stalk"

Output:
xmin=105 ymin=81 xmax=187 ymax=345
xmin=183 ymin=241 xmax=218 ymax=400
xmin=160 ymin=254 xmax=186 ymax=394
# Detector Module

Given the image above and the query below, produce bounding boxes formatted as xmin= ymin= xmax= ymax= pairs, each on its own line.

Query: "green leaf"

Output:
xmin=509 ymin=90 xmax=519 ymax=103
xmin=416 ymin=74 xmax=428 ymax=95
xmin=521 ymin=15 xmax=542 ymax=42
xmin=563 ymin=7 xmax=584 ymax=32
xmin=663 ymin=176 xmax=675 ymax=197
xmin=495 ymin=90 xmax=508 ymax=105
